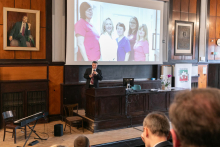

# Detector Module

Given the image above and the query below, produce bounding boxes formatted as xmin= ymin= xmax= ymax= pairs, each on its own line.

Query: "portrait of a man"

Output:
xmin=3 ymin=7 xmax=40 ymax=51
xmin=9 ymin=15 xmax=34 ymax=47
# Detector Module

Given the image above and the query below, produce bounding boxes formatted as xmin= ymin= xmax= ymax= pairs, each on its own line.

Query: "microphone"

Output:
xmin=93 ymin=69 xmax=96 ymax=74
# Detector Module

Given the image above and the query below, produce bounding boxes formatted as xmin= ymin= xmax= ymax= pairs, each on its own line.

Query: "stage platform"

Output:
xmin=0 ymin=120 xmax=144 ymax=147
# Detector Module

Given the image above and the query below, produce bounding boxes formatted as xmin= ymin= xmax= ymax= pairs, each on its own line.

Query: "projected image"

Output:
xmin=73 ymin=0 xmax=161 ymax=62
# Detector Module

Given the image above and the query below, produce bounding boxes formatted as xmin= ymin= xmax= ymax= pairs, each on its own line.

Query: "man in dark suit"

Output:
xmin=169 ymin=88 xmax=220 ymax=147
xmin=141 ymin=112 xmax=172 ymax=147
xmin=84 ymin=61 xmax=103 ymax=88
xmin=9 ymin=16 xmax=32 ymax=47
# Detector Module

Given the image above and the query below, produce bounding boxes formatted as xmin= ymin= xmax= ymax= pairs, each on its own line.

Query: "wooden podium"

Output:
xmin=85 ymin=86 xmax=126 ymax=121
xmin=85 ymin=86 xmax=183 ymax=132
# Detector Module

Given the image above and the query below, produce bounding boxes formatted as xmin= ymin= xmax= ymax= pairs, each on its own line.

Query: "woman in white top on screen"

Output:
xmin=99 ymin=18 xmax=118 ymax=61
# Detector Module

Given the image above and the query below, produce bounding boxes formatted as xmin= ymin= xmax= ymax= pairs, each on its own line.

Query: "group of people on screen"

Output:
xmin=75 ymin=2 xmax=149 ymax=61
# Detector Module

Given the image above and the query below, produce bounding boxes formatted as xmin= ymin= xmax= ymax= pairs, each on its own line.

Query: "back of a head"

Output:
xmin=74 ymin=135 xmax=90 ymax=147
xmin=169 ymin=88 xmax=220 ymax=147
xmin=143 ymin=111 xmax=170 ymax=137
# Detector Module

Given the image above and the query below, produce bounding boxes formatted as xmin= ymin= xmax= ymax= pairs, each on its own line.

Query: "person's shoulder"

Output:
xmin=15 ymin=21 xmax=21 ymax=25
xmin=75 ymin=18 xmax=86 ymax=26
xmin=143 ymin=40 xmax=149 ymax=45
xmin=86 ymin=68 xmax=92 ymax=70
xmin=155 ymin=141 xmax=173 ymax=147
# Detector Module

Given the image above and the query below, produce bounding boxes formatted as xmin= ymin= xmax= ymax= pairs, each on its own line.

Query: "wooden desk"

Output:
xmin=85 ymin=87 xmax=184 ymax=132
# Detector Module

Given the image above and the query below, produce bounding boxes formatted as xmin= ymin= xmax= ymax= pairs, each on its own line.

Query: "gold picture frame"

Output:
xmin=3 ymin=7 xmax=40 ymax=51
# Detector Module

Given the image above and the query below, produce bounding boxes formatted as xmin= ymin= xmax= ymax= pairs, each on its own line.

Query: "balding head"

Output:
xmin=74 ymin=135 xmax=90 ymax=147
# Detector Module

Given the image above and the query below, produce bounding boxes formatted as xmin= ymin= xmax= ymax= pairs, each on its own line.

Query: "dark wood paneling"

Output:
xmin=0 ymin=25 xmax=14 ymax=59
xmin=31 ymin=0 xmax=46 ymax=27
xmin=173 ymin=0 xmax=180 ymax=11
xmin=64 ymin=66 xmax=79 ymax=83
xmin=181 ymin=0 xmax=189 ymax=12
xmin=84 ymin=88 xmax=184 ymax=132
xmin=208 ymin=64 xmax=219 ymax=87
xmin=0 ymin=0 xmax=15 ymax=24
xmin=180 ymin=12 xmax=188 ymax=21
xmin=149 ymin=93 xmax=167 ymax=111
xmin=32 ymin=28 xmax=46 ymax=59
xmin=208 ymin=39 xmax=215 ymax=60
xmin=128 ymin=94 xmax=145 ymax=115
xmin=189 ymin=0 xmax=197 ymax=14
xmin=210 ymin=0 xmax=217 ymax=16
xmin=209 ymin=16 xmax=216 ymax=38
xmin=99 ymin=97 xmax=121 ymax=116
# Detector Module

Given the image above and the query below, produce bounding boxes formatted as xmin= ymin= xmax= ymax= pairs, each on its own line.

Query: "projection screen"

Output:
xmin=66 ymin=0 xmax=164 ymax=65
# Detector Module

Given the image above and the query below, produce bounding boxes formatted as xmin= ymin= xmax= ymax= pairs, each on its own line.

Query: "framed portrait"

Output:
xmin=3 ymin=7 xmax=40 ymax=51
xmin=174 ymin=21 xmax=194 ymax=56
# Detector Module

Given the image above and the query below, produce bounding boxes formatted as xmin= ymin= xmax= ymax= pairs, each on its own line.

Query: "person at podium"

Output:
xmin=84 ymin=61 xmax=103 ymax=88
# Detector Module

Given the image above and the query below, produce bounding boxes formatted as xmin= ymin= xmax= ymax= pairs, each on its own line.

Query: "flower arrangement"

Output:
xmin=160 ymin=74 xmax=172 ymax=89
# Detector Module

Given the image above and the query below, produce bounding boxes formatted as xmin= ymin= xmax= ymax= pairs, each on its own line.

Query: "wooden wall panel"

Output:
xmin=180 ymin=12 xmax=188 ymax=21
xmin=31 ymin=0 xmax=46 ymax=27
xmin=181 ymin=0 xmax=189 ymax=12
xmin=0 ymin=0 xmax=14 ymax=24
xmin=15 ymin=51 xmax=31 ymax=59
xmin=189 ymin=0 xmax=197 ymax=14
xmin=15 ymin=0 xmax=30 ymax=9
xmin=173 ymin=0 xmax=180 ymax=11
xmin=49 ymin=66 xmax=64 ymax=115
xmin=217 ymin=0 xmax=220 ymax=16
xmin=171 ymin=0 xmax=199 ymax=61
xmin=0 ymin=66 xmax=47 ymax=81
xmin=210 ymin=0 xmax=217 ymax=16
xmin=172 ymin=12 xmax=180 ymax=36
xmin=0 ymin=25 xmax=14 ymax=59
xmin=32 ymin=28 xmax=46 ymax=59
xmin=216 ymin=17 xmax=220 ymax=38
xmin=198 ymin=65 xmax=207 ymax=88
xmin=208 ymin=39 xmax=215 ymax=60
xmin=209 ymin=16 xmax=216 ymax=38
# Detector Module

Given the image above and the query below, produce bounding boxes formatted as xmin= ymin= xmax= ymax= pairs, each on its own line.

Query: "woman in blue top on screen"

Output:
xmin=116 ymin=23 xmax=131 ymax=61
xmin=75 ymin=2 xmax=100 ymax=61
xmin=99 ymin=18 xmax=118 ymax=61
xmin=127 ymin=17 xmax=139 ymax=61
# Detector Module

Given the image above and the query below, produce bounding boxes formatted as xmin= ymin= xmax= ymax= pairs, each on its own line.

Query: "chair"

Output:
xmin=2 ymin=110 xmax=26 ymax=144
xmin=63 ymin=104 xmax=84 ymax=133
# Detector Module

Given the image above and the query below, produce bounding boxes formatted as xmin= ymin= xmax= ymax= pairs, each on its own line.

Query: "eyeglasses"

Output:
xmin=129 ymin=22 xmax=136 ymax=24
xmin=86 ymin=8 xmax=93 ymax=12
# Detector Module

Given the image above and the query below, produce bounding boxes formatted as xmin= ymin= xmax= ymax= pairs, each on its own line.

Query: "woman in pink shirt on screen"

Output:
xmin=133 ymin=24 xmax=149 ymax=61
xmin=75 ymin=2 xmax=100 ymax=61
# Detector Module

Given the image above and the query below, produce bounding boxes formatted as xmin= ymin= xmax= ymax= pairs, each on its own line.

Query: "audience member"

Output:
xmin=169 ymin=88 xmax=220 ymax=147
xmin=141 ymin=112 xmax=172 ymax=147
xmin=74 ymin=135 xmax=90 ymax=147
